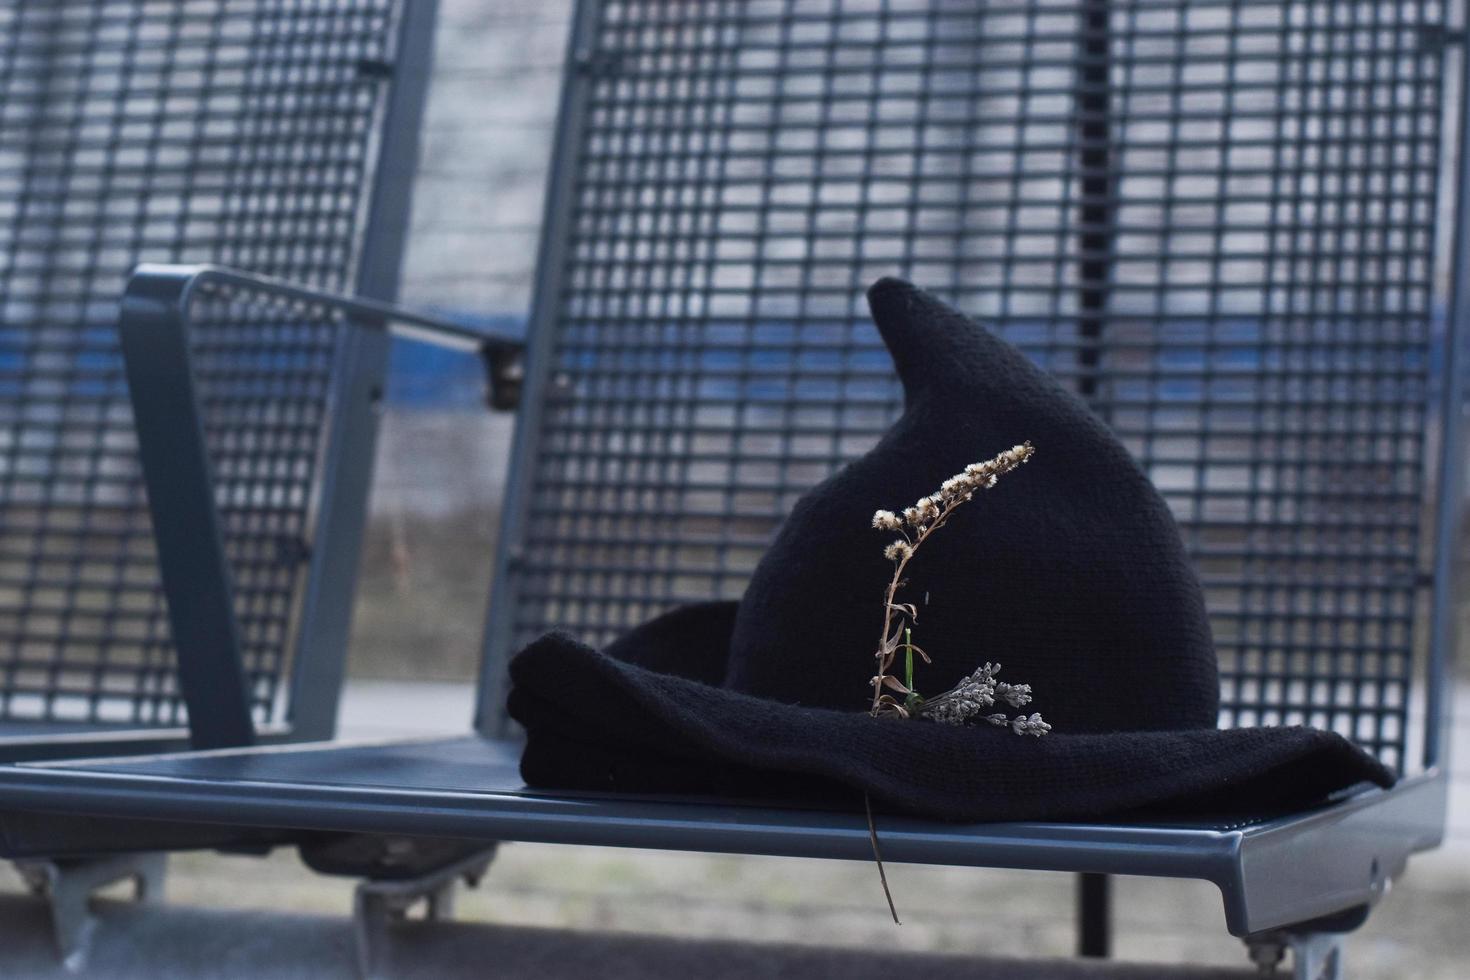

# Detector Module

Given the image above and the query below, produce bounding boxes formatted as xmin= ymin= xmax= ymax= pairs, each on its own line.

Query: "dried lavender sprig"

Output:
xmin=911 ymin=663 xmax=1049 ymax=735
xmin=983 ymin=712 xmax=1052 ymax=737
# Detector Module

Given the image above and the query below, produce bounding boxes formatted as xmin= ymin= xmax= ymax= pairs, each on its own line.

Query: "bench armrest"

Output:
xmin=117 ymin=263 xmax=525 ymax=750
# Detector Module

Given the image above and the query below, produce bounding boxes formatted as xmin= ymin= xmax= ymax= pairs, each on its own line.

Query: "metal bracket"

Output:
xmin=12 ymin=853 xmax=167 ymax=971
xmin=353 ymin=848 xmax=495 ymax=979
xmin=480 ymin=342 xmax=525 ymax=411
xmin=1246 ymin=930 xmax=1345 ymax=980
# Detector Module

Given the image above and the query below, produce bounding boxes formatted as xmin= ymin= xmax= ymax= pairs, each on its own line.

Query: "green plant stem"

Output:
xmin=904 ymin=629 xmax=915 ymax=693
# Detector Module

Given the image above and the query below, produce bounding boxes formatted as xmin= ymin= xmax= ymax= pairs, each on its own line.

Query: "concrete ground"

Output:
xmin=0 ymin=893 xmax=1265 ymax=980
xmin=1 ymin=679 xmax=1466 ymax=978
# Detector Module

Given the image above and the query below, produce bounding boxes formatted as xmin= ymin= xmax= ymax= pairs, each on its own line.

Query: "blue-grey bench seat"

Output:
xmin=0 ymin=736 xmax=1445 ymax=938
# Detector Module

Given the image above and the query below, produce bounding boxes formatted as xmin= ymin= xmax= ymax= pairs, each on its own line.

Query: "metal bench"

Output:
xmin=0 ymin=0 xmax=470 ymax=964
xmin=2 ymin=2 xmax=1465 ymax=978
xmin=0 ymin=0 xmax=437 ymax=762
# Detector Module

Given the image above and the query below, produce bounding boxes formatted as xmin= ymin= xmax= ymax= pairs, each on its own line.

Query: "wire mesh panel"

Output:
xmin=0 ymin=1 xmax=405 ymax=729
xmin=498 ymin=0 xmax=1462 ymax=773
xmin=1098 ymin=1 xmax=1449 ymax=771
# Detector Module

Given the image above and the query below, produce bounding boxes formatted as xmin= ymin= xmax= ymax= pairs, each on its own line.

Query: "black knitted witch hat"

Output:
xmin=506 ymin=278 xmax=1393 ymax=821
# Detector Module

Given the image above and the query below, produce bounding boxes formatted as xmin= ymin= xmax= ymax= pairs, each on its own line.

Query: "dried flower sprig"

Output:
xmin=866 ymin=441 xmax=1047 ymax=739
xmin=861 ymin=443 xmax=1043 ymax=926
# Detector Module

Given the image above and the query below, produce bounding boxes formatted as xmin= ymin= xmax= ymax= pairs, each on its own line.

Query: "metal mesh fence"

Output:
xmin=0 ymin=1 xmax=401 ymax=727
xmin=506 ymin=0 xmax=1459 ymax=773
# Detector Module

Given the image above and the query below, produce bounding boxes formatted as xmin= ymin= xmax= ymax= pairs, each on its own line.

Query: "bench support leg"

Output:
xmin=353 ymin=848 xmax=495 ymax=979
xmin=1246 ymin=930 xmax=1345 ymax=980
xmin=12 ymin=853 xmax=167 ymax=970
xmin=1076 ymin=872 xmax=1111 ymax=957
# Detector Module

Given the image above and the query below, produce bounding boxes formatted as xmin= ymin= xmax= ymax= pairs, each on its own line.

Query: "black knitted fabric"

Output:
xmin=507 ymin=279 xmax=1394 ymax=821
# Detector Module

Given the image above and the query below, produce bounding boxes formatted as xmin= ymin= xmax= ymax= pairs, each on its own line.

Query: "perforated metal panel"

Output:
xmin=490 ymin=0 xmax=1465 ymax=774
xmin=0 ymin=1 xmax=405 ymax=728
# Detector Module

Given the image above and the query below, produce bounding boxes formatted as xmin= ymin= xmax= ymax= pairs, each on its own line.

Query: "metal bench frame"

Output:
xmin=0 ymin=0 xmax=439 ymax=764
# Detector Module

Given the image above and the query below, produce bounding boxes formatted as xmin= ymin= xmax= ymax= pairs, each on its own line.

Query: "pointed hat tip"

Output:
xmin=864 ymin=277 xmax=981 ymax=395
xmin=866 ymin=276 xmax=919 ymax=318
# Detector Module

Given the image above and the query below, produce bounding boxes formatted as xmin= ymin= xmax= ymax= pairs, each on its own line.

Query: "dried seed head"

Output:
xmin=883 ymin=540 xmax=914 ymax=562
xmin=964 ymin=441 xmax=1034 ymax=486
xmin=939 ymin=476 xmax=968 ymax=499
xmin=912 ymin=496 xmax=941 ymax=523
xmin=871 ymin=509 xmax=902 ymax=531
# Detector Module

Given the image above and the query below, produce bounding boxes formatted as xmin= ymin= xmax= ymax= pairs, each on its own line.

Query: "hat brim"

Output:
xmin=507 ymin=606 xmax=1395 ymax=822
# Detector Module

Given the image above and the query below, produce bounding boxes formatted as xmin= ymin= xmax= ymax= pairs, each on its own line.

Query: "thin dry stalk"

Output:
xmin=864 ymin=792 xmax=899 ymax=925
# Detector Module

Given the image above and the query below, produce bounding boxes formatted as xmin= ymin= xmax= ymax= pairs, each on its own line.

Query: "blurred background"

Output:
xmin=344 ymin=0 xmax=556 ymax=682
